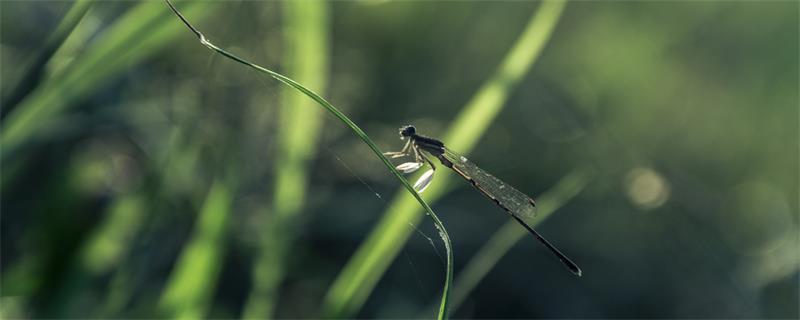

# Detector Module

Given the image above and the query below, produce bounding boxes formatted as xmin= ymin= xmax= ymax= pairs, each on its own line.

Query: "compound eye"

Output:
xmin=402 ymin=125 xmax=415 ymax=136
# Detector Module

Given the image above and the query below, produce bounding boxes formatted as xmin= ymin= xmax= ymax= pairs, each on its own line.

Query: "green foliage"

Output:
xmin=2 ymin=1 xmax=217 ymax=156
xmin=242 ymin=1 xmax=329 ymax=318
xmin=1 ymin=1 xmax=797 ymax=319
xmin=160 ymin=179 xmax=234 ymax=319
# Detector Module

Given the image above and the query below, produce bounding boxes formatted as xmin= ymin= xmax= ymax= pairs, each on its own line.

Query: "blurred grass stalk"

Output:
xmin=57 ymin=196 xmax=146 ymax=316
xmin=0 ymin=0 xmax=93 ymax=119
xmin=242 ymin=1 xmax=329 ymax=318
xmin=1 ymin=2 xmax=217 ymax=317
xmin=0 ymin=0 xmax=95 ymax=303
xmin=57 ymin=134 xmax=205 ymax=317
xmin=0 ymin=0 xmax=216 ymax=158
xmin=446 ymin=168 xmax=591 ymax=313
xmin=159 ymin=179 xmax=235 ymax=319
xmin=321 ymin=0 xmax=567 ymax=317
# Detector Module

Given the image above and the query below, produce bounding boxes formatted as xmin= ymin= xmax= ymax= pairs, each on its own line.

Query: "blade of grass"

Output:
xmin=159 ymin=178 xmax=234 ymax=319
xmin=1 ymin=0 xmax=218 ymax=158
xmin=242 ymin=1 xmax=330 ymax=318
xmin=1 ymin=2 xmax=218 ymax=308
xmin=95 ymin=116 xmax=207 ymax=318
xmin=1 ymin=0 xmax=94 ymax=118
xmin=162 ymin=1 xmax=454 ymax=318
xmin=445 ymin=168 xmax=591 ymax=314
xmin=80 ymin=195 xmax=145 ymax=275
xmin=50 ymin=195 xmax=147 ymax=316
xmin=322 ymin=1 xmax=568 ymax=318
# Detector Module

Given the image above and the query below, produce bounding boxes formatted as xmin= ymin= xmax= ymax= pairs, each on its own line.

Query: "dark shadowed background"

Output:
xmin=1 ymin=0 xmax=798 ymax=319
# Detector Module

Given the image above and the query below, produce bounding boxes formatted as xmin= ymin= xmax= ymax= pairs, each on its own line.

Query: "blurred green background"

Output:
xmin=1 ymin=0 xmax=797 ymax=318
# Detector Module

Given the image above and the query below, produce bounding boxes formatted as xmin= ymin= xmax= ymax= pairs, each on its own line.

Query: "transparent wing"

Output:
xmin=442 ymin=148 xmax=538 ymax=218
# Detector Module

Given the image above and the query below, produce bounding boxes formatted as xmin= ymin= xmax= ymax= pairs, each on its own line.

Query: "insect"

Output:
xmin=385 ymin=125 xmax=581 ymax=276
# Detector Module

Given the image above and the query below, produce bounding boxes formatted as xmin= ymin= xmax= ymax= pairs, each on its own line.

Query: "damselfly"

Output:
xmin=385 ymin=125 xmax=582 ymax=276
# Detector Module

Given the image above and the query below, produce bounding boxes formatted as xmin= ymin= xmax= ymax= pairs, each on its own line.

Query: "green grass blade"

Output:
xmin=53 ymin=195 xmax=146 ymax=316
xmin=159 ymin=179 xmax=234 ymax=319
xmin=1 ymin=0 xmax=93 ymax=117
xmin=322 ymin=1 xmax=567 ymax=318
xmin=81 ymin=195 xmax=146 ymax=273
xmin=162 ymin=1 xmax=454 ymax=319
xmin=446 ymin=168 xmax=591 ymax=313
xmin=1 ymin=0 xmax=218 ymax=157
xmin=242 ymin=1 xmax=330 ymax=318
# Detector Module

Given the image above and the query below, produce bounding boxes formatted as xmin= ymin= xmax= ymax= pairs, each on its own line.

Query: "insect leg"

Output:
xmin=383 ymin=139 xmax=411 ymax=158
xmin=417 ymin=148 xmax=437 ymax=171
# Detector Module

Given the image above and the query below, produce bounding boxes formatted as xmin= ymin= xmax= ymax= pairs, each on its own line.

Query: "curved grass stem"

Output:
xmin=162 ymin=1 xmax=454 ymax=318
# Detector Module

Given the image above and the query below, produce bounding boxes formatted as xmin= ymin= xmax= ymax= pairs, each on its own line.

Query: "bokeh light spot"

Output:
xmin=625 ymin=167 xmax=671 ymax=210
